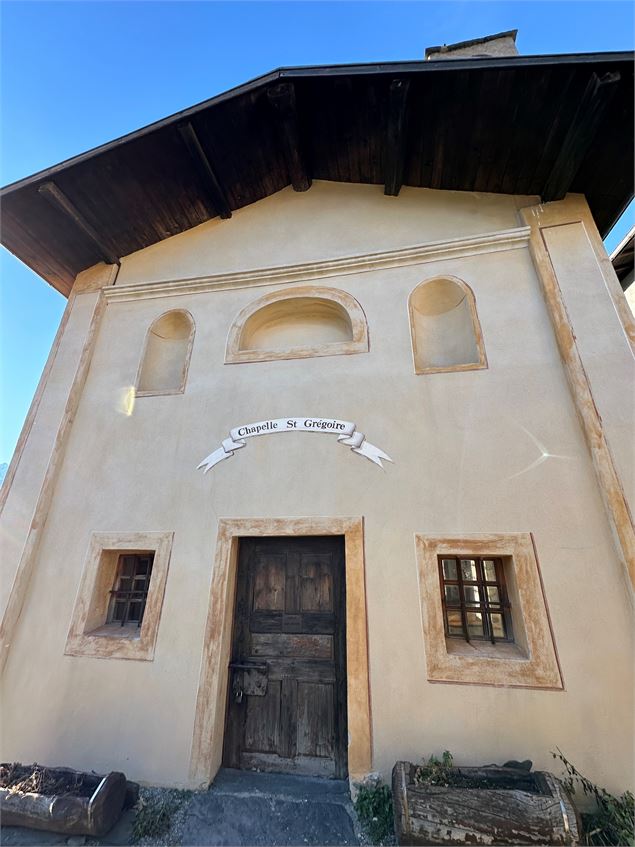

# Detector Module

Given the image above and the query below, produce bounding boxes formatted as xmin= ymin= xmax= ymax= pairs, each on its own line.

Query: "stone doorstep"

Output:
xmin=179 ymin=769 xmax=360 ymax=847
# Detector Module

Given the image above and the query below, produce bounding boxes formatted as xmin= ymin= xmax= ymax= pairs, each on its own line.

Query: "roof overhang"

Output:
xmin=611 ymin=225 xmax=635 ymax=288
xmin=1 ymin=51 xmax=633 ymax=296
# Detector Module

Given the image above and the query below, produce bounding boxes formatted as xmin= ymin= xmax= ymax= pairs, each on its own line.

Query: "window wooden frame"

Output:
xmin=438 ymin=556 xmax=513 ymax=644
xmin=107 ymin=553 xmax=155 ymax=627
xmin=415 ymin=533 xmax=563 ymax=689
xmin=65 ymin=532 xmax=173 ymax=661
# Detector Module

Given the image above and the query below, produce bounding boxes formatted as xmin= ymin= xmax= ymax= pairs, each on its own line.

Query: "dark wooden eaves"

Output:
xmin=611 ymin=228 xmax=634 ymax=288
xmin=1 ymin=51 xmax=633 ymax=297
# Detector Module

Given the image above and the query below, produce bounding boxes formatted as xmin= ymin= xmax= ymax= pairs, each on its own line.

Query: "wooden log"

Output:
xmin=0 ymin=771 xmax=126 ymax=837
xmin=392 ymin=761 xmax=580 ymax=846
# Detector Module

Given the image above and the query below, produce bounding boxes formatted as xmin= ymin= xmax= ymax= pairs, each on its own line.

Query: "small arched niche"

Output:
xmin=225 ymin=286 xmax=369 ymax=364
xmin=409 ymin=276 xmax=487 ymax=374
xmin=136 ymin=310 xmax=195 ymax=394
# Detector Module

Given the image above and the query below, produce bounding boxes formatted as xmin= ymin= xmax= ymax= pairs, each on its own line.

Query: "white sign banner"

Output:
xmin=197 ymin=417 xmax=393 ymax=472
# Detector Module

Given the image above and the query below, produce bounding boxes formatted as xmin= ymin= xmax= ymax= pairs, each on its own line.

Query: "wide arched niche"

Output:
xmin=136 ymin=309 xmax=195 ymax=394
xmin=225 ymin=286 xmax=369 ymax=364
xmin=409 ymin=276 xmax=487 ymax=374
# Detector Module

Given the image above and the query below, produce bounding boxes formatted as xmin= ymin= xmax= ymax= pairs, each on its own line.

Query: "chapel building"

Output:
xmin=1 ymin=33 xmax=634 ymax=793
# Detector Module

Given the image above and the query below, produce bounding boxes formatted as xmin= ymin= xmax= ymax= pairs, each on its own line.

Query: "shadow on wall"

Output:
xmin=241 ymin=296 xmax=354 ymax=351
xmin=409 ymin=277 xmax=487 ymax=374
xmin=136 ymin=310 xmax=195 ymax=395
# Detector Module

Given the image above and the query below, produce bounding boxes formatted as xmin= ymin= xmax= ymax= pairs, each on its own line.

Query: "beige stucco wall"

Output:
xmin=115 ymin=182 xmax=532 ymax=286
xmin=1 ymin=183 xmax=633 ymax=795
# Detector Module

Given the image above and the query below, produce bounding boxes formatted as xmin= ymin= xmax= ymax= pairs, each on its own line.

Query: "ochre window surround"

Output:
xmin=415 ymin=533 xmax=563 ymax=689
xmin=65 ymin=531 xmax=173 ymax=661
xmin=225 ymin=285 xmax=369 ymax=364
xmin=136 ymin=309 xmax=195 ymax=396
xmin=408 ymin=275 xmax=487 ymax=374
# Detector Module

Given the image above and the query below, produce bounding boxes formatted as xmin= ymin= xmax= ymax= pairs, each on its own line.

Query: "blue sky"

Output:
xmin=1 ymin=0 xmax=633 ymax=464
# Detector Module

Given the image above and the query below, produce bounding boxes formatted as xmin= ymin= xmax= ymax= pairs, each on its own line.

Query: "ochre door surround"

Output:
xmin=188 ymin=517 xmax=371 ymax=788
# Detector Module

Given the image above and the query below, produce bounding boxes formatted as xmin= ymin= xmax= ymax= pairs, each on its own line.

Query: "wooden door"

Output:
xmin=223 ymin=536 xmax=348 ymax=778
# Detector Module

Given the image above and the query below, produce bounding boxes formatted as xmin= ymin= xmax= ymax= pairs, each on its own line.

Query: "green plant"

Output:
xmin=354 ymin=781 xmax=394 ymax=845
xmin=552 ymin=749 xmax=634 ymax=846
xmin=414 ymin=750 xmax=454 ymax=787
xmin=132 ymin=789 xmax=190 ymax=843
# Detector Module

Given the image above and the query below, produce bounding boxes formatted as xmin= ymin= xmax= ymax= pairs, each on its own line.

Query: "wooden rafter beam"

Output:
xmin=542 ymin=71 xmax=621 ymax=203
xmin=177 ymin=121 xmax=232 ymax=219
xmin=267 ymin=82 xmax=311 ymax=192
xmin=384 ymin=78 xmax=410 ymax=197
xmin=38 ymin=181 xmax=119 ymax=266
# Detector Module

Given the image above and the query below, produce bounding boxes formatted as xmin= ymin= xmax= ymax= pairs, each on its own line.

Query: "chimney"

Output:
xmin=425 ymin=30 xmax=519 ymax=60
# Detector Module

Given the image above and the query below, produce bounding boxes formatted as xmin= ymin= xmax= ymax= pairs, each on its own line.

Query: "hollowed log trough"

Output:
xmin=392 ymin=761 xmax=580 ymax=845
xmin=0 ymin=766 xmax=135 ymax=837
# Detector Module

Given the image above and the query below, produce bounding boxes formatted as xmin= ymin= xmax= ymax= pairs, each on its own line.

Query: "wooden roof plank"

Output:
xmin=267 ymin=82 xmax=311 ymax=192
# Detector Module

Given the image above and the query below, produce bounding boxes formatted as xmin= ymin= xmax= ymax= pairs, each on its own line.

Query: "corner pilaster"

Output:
xmin=520 ymin=196 xmax=635 ymax=596
xmin=0 ymin=263 xmax=117 ymax=673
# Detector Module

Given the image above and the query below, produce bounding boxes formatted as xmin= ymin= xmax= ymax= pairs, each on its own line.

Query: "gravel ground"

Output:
xmin=132 ymin=787 xmax=194 ymax=847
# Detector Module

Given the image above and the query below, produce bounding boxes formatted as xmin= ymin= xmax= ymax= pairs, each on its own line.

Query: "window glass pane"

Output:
xmin=444 ymin=585 xmax=460 ymax=605
xmin=483 ymin=559 xmax=497 ymax=581
xmin=442 ymin=559 xmax=457 ymax=580
xmin=118 ymin=576 xmax=132 ymax=591
xmin=490 ymin=613 xmax=506 ymax=639
xmin=486 ymin=586 xmax=500 ymax=604
xmin=446 ymin=610 xmax=463 ymax=636
xmin=461 ymin=559 xmax=477 ymax=581
xmin=128 ymin=602 xmax=142 ymax=622
xmin=136 ymin=559 xmax=149 ymax=575
xmin=463 ymin=585 xmax=481 ymax=606
xmin=120 ymin=557 xmax=135 ymax=577
xmin=466 ymin=611 xmax=484 ymax=638
xmin=113 ymin=601 xmax=126 ymax=621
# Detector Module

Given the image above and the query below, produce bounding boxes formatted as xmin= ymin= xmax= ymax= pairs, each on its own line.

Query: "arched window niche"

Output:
xmin=408 ymin=276 xmax=487 ymax=374
xmin=225 ymin=286 xmax=369 ymax=364
xmin=136 ymin=310 xmax=195 ymax=395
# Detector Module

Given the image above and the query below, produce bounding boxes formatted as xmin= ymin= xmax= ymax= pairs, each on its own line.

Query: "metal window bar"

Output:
xmin=108 ymin=554 xmax=154 ymax=627
xmin=438 ymin=556 xmax=513 ymax=644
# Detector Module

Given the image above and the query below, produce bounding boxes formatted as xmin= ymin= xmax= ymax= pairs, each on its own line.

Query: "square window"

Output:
xmin=65 ymin=532 xmax=173 ymax=661
xmin=439 ymin=556 xmax=513 ymax=644
xmin=107 ymin=553 xmax=154 ymax=627
xmin=415 ymin=533 xmax=563 ymax=689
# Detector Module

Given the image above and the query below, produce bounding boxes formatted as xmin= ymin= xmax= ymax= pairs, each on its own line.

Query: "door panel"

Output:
xmin=251 ymin=633 xmax=333 ymax=659
xmin=244 ymin=682 xmax=281 ymax=752
xmin=223 ymin=536 xmax=347 ymax=778
xmin=297 ymin=682 xmax=335 ymax=758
